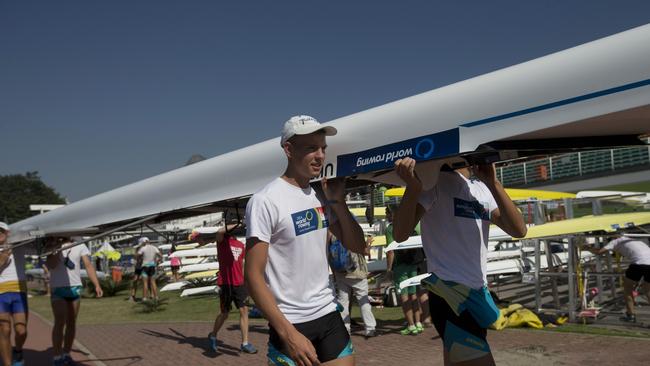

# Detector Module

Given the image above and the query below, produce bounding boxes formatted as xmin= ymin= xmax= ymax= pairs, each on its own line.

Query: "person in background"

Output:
xmin=586 ymin=236 xmax=650 ymax=322
xmin=204 ymin=223 xmax=257 ymax=354
xmin=328 ymin=231 xmax=377 ymax=338
xmin=46 ymin=236 xmax=103 ymax=366
xmin=169 ymin=243 xmax=182 ymax=283
xmin=137 ymin=237 xmax=162 ymax=302
xmin=0 ymin=222 xmax=28 ymax=366
xmin=128 ymin=240 xmax=144 ymax=303
xmin=385 ymin=205 xmax=425 ymax=336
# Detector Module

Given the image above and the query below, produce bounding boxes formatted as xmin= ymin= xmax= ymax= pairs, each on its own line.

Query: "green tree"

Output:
xmin=0 ymin=171 xmax=66 ymax=223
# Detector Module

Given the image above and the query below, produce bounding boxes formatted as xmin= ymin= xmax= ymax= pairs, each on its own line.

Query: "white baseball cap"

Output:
xmin=280 ymin=115 xmax=337 ymax=146
xmin=0 ymin=222 xmax=8 ymax=232
xmin=138 ymin=237 xmax=150 ymax=245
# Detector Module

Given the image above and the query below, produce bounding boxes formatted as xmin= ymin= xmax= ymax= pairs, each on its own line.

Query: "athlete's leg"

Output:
xmin=12 ymin=312 xmax=27 ymax=352
xmin=151 ymin=275 xmax=159 ymax=300
xmin=410 ymin=292 xmax=422 ymax=325
xmin=0 ymin=313 xmax=12 ymax=366
xmin=322 ymin=354 xmax=355 ymax=366
xmin=51 ymin=299 xmax=67 ymax=357
xmin=63 ymin=300 xmax=81 ymax=354
xmin=142 ymin=275 xmax=150 ymax=300
xmin=351 ymin=279 xmax=376 ymax=332
xmin=623 ymin=277 xmax=636 ymax=316
xmin=239 ymin=306 xmax=249 ymax=345
xmin=336 ymin=277 xmax=352 ymax=332
xmin=418 ymin=289 xmax=431 ymax=325
xmin=401 ymin=293 xmax=415 ymax=326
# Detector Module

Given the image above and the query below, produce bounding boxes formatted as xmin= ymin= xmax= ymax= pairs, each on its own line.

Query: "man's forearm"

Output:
xmin=487 ymin=181 xmax=527 ymax=238
xmin=393 ymin=186 xmax=421 ymax=242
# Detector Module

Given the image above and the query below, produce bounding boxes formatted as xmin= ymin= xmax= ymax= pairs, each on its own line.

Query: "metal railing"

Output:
xmin=498 ymin=143 xmax=650 ymax=187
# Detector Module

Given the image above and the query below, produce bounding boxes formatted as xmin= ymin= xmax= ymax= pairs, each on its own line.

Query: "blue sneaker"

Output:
xmin=53 ymin=358 xmax=65 ymax=366
xmin=63 ymin=354 xmax=77 ymax=365
xmin=208 ymin=332 xmax=219 ymax=352
xmin=240 ymin=343 xmax=258 ymax=354
xmin=12 ymin=349 xmax=24 ymax=366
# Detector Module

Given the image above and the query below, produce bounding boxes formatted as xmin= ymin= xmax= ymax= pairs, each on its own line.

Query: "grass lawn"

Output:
xmin=28 ymin=289 xmax=405 ymax=325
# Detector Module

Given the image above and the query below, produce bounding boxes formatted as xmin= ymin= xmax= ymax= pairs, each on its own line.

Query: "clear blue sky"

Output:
xmin=2 ymin=0 xmax=649 ymax=202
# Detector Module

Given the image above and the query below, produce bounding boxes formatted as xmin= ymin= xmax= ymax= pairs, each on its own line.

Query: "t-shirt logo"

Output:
xmin=291 ymin=207 xmax=329 ymax=236
xmin=454 ymin=198 xmax=490 ymax=221
xmin=231 ymin=246 xmax=243 ymax=261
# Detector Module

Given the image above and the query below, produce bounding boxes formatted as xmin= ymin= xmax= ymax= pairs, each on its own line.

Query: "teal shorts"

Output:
xmin=394 ymin=265 xmax=418 ymax=295
xmin=51 ymin=286 xmax=83 ymax=302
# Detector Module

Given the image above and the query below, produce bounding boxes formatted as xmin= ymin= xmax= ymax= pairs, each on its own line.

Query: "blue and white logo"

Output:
xmin=336 ymin=128 xmax=459 ymax=176
xmin=415 ymin=138 xmax=435 ymax=159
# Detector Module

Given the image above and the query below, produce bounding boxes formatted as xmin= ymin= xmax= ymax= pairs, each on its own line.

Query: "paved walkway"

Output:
xmin=20 ymin=312 xmax=650 ymax=365
xmin=22 ymin=311 xmax=103 ymax=366
xmin=71 ymin=319 xmax=650 ymax=366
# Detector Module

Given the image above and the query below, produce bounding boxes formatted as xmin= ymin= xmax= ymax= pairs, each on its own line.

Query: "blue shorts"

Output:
xmin=51 ymin=286 xmax=83 ymax=302
xmin=422 ymin=273 xmax=499 ymax=364
xmin=141 ymin=265 xmax=156 ymax=278
xmin=0 ymin=292 xmax=28 ymax=314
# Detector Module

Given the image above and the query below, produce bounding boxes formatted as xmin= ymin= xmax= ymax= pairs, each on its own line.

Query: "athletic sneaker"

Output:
xmin=208 ymin=332 xmax=219 ymax=352
xmin=12 ymin=349 xmax=23 ymax=366
xmin=364 ymin=329 xmax=376 ymax=338
xmin=63 ymin=354 xmax=77 ymax=365
xmin=415 ymin=323 xmax=424 ymax=333
xmin=240 ymin=343 xmax=258 ymax=354
xmin=400 ymin=326 xmax=418 ymax=335
xmin=52 ymin=358 xmax=65 ymax=366
xmin=620 ymin=313 xmax=637 ymax=323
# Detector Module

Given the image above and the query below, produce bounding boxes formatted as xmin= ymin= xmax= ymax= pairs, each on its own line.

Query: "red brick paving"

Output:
xmin=65 ymin=319 xmax=650 ymax=366
xmin=22 ymin=311 xmax=103 ymax=366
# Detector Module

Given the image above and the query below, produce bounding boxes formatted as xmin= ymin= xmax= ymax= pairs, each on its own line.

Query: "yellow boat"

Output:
xmin=385 ymin=187 xmax=576 ymax=201
xmin=184 ymin=269 xmax=218 ymax=280
xmin=521 ymin=211 xmax=650 ymax=239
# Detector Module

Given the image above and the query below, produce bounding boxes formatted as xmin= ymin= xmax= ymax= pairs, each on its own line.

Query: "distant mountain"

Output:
xmin=185 ymin=154 xmax=207 ymax=166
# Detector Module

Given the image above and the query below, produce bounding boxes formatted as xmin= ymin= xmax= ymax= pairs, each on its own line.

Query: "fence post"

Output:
xmin=578 ymin=152 xmax=582 ymax=176
xmin=523 ymin=162 xmax=527 ymax=184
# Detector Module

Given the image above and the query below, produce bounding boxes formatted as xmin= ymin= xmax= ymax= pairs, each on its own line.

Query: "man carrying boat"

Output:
xmin=0 ymin=222 xmax=28 ymax=366
xmin=245 ymin=115 xmax=366 ymax=366
xmin=392 ymin=158 xmax=527 ymax=366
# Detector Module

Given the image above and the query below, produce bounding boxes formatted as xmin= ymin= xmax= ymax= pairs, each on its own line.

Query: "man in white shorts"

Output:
xmin=245 ymin=115 xmax=366 ymax=366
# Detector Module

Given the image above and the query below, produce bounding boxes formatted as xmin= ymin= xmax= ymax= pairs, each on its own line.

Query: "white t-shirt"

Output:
xmin=418 ymin=171 xmax=498 ymax=289
xmin=50 ymin=244 xmax=91 ymax=288
xmin=603 ymin=237 xmax=650 ymax=265
xmin=138 ymin=244 xmax=160 ymax=266
xmin=0 ymin=246 xmax=27 ymax=292
xmin=246 ymin=177 xmax=337 ymax=323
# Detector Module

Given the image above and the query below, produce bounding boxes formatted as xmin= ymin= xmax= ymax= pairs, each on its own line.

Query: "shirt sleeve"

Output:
xmin=246 ymin=194 xmax=276 ymax=244
xmin=603 ymin=237 xmax=623 ymax=251
xmin=79 ymin=244 xmax=90 ymax=257
xmin=418 ymin=185 xmax=438 ymax=212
